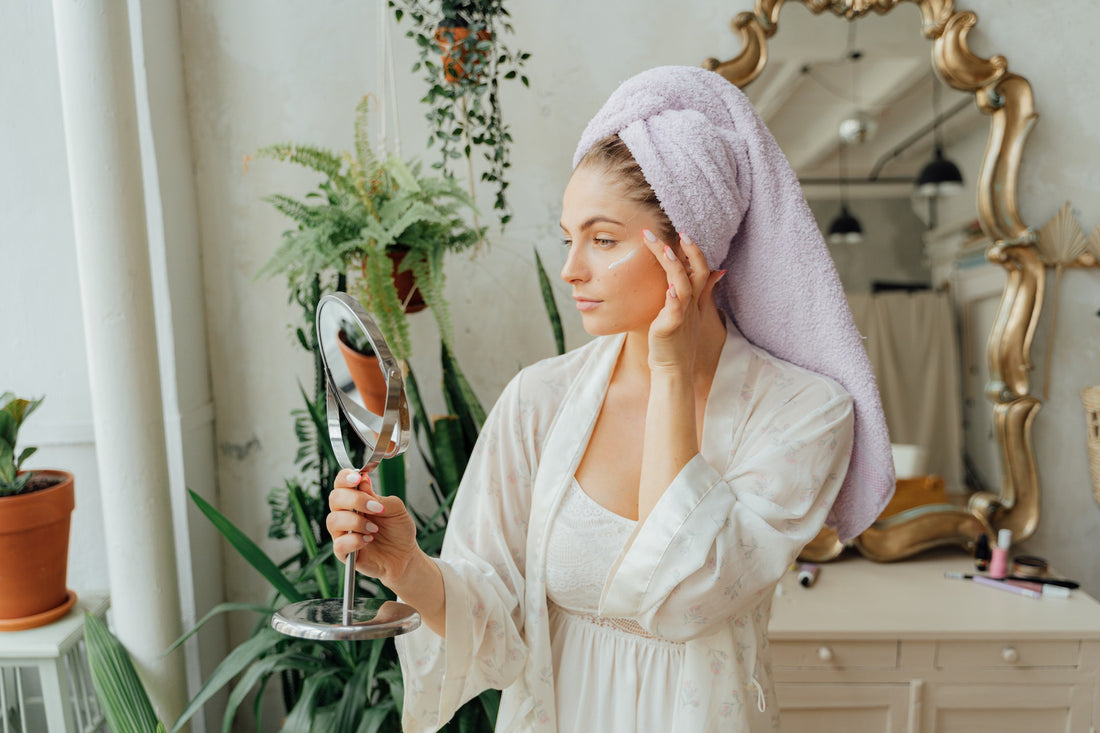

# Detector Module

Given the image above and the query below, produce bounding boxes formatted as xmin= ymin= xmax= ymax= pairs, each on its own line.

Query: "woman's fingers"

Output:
xmin=678 ymin=233 xmax=712 ymax=301
xmin=642 ymin=229 xmax=692 ymax=305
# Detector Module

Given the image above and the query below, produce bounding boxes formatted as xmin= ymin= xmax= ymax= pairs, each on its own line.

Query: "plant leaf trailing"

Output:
xmin=388 ymin=0 xmax=531 ymax=228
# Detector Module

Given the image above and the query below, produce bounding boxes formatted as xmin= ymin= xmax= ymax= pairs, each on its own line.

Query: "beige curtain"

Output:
xmin=847 ymin=291 xmax=965 ymax=493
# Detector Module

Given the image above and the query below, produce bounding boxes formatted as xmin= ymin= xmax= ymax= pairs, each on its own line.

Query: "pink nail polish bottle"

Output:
xmin=989 ymin=528 xmax=1012 ymax=579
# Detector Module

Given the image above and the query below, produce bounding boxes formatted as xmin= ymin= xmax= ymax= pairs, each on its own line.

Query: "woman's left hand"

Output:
xmin=642 ymin=230 xmax=725 ymax=373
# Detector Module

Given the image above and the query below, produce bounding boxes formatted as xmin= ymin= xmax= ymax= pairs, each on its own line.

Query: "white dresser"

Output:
xmin=769 ymin=552 xmax=1100 ymax=733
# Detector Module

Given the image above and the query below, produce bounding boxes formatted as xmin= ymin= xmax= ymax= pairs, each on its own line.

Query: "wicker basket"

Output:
xmin=1083 ymin=383 xmax=1100 ymax=506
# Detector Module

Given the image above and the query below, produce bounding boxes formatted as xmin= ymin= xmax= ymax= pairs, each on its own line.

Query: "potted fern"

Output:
xmin=255 ymin=96 xmax=485 ymax=361
xmin=0 ymin=393 xmax=76 ymax=630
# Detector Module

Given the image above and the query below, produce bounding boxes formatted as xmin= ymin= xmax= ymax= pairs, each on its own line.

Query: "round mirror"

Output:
xmin=271 ymin=292 xmax=419 ymax=641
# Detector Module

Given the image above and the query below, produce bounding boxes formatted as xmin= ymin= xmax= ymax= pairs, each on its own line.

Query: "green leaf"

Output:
xmin=84 ymin=612 xmax=165 ymax=733
xmin=188 ymin=490 xmax=304 ymax=604
xmin=172 ymin=628 xmax=286 ymax=733
xmin=534 ymin=248 xmax=566 ymax=356
xmin=163 ymin=602 xmax=274 ymax=656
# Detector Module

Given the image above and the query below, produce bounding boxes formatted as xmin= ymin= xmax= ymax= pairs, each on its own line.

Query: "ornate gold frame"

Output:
xmin=704 ymin=0 xmax=1042 ymax=561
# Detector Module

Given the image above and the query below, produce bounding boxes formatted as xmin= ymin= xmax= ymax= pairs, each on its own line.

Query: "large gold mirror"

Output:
xmin=704 ymin=0 xmax=1041 ymax=561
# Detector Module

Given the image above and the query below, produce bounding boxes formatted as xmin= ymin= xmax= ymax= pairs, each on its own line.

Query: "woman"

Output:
xmin=327 ymin=66 xmax=894 ymax=732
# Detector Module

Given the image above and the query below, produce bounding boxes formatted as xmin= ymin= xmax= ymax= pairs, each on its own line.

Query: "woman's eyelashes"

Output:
xmin=560 ymin=237 xmax=618 ymax=249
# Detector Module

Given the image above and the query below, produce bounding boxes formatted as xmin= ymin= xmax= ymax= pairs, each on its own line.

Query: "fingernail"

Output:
xmin=668 ymin=284 xmax=677 ymax=298
xmin=642 ymin=229 xmax=657 ymax=243
xmin=664 ymin=245 xmax=676 ymax=262
xmin=364 ymin=521 xmax=379 ymax=533
xmin=680 ymin=232 xmax=695 ymax=246
xmin=718 ymin=269 xmax=727 ymax=280
xmin=366 ymin=500 xmax=384 ymax=513
xmin=348 ymin=472 xmax=361 ymax=486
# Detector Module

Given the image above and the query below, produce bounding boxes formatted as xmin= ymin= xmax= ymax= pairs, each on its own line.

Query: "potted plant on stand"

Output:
xmin=389 ymin=0 xmax=530 ymax=227
xmin=0 ymin=393 xmax=77 ymax=631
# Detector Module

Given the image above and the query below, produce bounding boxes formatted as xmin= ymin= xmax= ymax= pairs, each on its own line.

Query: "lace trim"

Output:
xmin=553 ymin=605 xmax=683 ymax=645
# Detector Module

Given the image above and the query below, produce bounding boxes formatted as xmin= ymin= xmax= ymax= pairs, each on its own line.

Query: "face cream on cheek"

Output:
xmin=607 ymin=246 xmax=639 ymax=270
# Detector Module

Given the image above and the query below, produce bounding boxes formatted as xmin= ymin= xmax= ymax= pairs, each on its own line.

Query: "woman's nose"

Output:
xmin=560 ymin=242 xmax=589 ymax=284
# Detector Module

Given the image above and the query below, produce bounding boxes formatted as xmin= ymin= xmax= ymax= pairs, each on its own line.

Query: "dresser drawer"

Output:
xmin=772 ymin=641 xmax=898 ymax=669
xmin=934 ymin=640 xmax=1079 ymax=669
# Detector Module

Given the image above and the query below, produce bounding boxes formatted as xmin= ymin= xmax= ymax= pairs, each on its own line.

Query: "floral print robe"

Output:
xmin=396 ymin=323 xmax=854 ymax=731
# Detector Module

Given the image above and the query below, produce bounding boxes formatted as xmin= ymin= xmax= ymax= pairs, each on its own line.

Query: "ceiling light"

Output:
xmin=827 ymin=205 xmax=864 ymax=246
xmin=839 ymin=110 xmax=878 ymax=146
xmin=915 ymin=146 xmax=964 ymax=198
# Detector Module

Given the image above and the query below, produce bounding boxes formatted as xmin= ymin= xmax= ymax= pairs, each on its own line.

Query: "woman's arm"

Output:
xmin=637 ymin=231 xmax=725 ymax=522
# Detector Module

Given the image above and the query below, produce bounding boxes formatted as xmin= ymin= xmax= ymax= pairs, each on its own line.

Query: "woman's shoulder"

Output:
xmin=730 ymin=328 xmax=852 ymax=409
xmin=507 ymin=335 xmax=609 ymax=407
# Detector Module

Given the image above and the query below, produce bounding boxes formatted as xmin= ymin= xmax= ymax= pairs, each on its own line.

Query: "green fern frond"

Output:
xmin=255 ymin=143 xmax=355 ymax=195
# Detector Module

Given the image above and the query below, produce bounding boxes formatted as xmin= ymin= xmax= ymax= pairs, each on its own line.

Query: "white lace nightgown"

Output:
xmin=544 ymin=478 xmax=684 ymax=732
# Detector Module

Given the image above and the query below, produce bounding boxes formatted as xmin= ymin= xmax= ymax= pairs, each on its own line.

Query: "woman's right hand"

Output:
xmin=327 ymin=468 xmax=419 ymax=585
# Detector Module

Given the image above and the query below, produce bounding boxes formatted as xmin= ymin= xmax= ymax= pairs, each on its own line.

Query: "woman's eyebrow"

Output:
xmin=559 ymin=216 xmax=626 ymax=232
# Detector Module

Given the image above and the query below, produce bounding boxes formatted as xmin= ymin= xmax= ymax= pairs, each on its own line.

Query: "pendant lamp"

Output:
xmin=915 ymin=78 xmax=964 ymax=198
xmin=827 ymin=142 xmax=863 ymax=245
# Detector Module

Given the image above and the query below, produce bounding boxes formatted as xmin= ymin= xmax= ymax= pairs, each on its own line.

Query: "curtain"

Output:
xmin=847 ymin=290 xmax=965 ymax=493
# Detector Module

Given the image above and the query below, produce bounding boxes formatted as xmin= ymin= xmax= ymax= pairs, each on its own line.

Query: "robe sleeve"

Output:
xmin=396 ymin=369 xmax=539 ymax=731
xmin=598 ymin=380 xmax=854 ymax=642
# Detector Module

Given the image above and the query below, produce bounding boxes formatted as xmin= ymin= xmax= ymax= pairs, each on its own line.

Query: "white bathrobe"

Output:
xmin=396 ymin=323 xmax=854 ymax=732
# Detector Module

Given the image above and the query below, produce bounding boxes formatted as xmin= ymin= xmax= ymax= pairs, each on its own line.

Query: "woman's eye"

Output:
xmin=594 ymin=238 xmax=617 ymax=248
xmin=560 ymin=238 xmax=573 ymax=247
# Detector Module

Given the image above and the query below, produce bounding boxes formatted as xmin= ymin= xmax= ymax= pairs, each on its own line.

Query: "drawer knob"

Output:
xmin=1001 ymin=646 xmax=1019 ymax=663
xmin=817 ymin=646 xmax=834 ymax=662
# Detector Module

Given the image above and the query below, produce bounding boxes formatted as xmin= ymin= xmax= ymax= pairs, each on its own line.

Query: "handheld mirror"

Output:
xmin=271 ymin=292 xmax=420 ymax=641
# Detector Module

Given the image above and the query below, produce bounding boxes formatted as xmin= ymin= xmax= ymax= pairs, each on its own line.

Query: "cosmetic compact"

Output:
xmin=1012 ymin=555 xmax=1049 ymax=578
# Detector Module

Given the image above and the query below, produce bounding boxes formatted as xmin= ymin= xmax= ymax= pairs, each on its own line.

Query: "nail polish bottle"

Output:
xmin=989 ymin=529 xmax=1012 ymax=579
xmin=973 ymin=533 xmax=991 ymax=571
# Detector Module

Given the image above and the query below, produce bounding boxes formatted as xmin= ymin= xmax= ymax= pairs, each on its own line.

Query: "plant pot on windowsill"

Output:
xmin=0 ymin=470 xmax=76 ymax=630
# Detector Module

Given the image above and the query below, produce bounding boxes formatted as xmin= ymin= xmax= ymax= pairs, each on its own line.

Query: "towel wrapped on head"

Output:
xmin=573 ymin=65 xmax=894 ymax=541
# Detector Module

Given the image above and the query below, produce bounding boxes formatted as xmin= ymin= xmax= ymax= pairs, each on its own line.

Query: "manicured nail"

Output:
xmin=664 ymin=245 xmax=676 ymax=262
xmin=347 ymin=472 xmax=361 ymax=486
xmin=366 ymin=500 xmax=384 ymax=513
xmin=680 ymin=232 xmax=695 ymax=247
xmin=364 ymin=521 xmax=379 ymax=533
xmin=717 ymin=269 xmax=727 ymax=280
xmin=668 ymin=284 xmax=677 ymax=298
xmin=642 ymin=229 xmax=658 ymax=243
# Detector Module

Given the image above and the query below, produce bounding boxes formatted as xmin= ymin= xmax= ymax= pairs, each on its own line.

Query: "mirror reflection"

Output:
xmin=739 ymin=4 xmax=1002 ymax=513
xmin=316 ymin=293 xmax=410 ymax=464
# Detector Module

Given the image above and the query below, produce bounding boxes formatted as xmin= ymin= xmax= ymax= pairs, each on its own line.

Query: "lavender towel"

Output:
xmin=574 ymin=65 xmax=894 ymax=541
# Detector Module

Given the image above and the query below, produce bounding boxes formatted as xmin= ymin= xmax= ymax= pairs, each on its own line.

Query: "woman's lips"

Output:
xmin=573 ymin=297 xmax=601 ymax=311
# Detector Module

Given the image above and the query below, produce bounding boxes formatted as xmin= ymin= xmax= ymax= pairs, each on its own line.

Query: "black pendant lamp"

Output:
xmin=827 ymin=142 xmax=863 ymax=245
xmin=915 ymin=78 xmax=965 ymax=198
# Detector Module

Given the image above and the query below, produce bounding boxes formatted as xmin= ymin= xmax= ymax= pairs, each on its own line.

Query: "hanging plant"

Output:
xmin=253 ymin=96 xmax=485 ymax=361
xmin=389 ymin=0 xmax=530 ymax=227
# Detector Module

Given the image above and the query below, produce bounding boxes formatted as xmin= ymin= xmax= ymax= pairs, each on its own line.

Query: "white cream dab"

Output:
xmin=607 ymin=247 xmax=639 ymax=270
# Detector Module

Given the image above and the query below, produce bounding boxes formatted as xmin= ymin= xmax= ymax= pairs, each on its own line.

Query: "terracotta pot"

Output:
xmin=0 ymin=471 xmax=74 ymax=626
xmin=434 ymin=26 xmax=492 ymax=83
xmin=364 ymin=250 xmax=428 ymax=314
xmin=338 ymin=330 xmax=389 ymax=416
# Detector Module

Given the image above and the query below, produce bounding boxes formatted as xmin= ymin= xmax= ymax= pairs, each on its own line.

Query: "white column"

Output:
xmin=50 ymin=0 xmax=188 ymax=725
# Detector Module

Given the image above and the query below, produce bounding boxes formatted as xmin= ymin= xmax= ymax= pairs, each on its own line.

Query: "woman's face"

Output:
xmin=559 ymin=165 xmax=672 ymax=336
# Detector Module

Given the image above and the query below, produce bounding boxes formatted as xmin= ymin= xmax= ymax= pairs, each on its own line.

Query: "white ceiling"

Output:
xmin=738 ymin=3 xmax=985 ymax=200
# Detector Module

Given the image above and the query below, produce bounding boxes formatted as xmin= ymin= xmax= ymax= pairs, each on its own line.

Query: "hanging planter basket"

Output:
xmin=384 ymin=248 xmax=427 ymax=314
xmin=434 ymin=26 xmax=492 ymax=83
